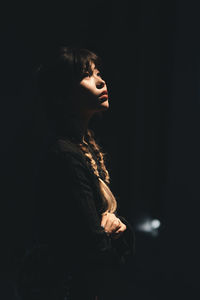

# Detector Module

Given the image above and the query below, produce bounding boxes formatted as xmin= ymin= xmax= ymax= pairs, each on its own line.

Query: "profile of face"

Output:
xmin=70 ymin=62 xmax=109 ymax=116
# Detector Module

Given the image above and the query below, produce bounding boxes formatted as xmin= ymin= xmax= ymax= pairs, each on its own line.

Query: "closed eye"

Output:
xmin=97 ymin=72 xmax=103 ymax=78
xmin=81 ymin=71 xmax=90 ymax=78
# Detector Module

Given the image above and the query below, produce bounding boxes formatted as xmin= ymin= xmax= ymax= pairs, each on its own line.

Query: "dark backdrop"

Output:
xmin=1 ymin=1 xmax=200 ymax=299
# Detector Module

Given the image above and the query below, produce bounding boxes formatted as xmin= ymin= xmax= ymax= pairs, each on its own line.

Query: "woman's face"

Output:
xmin=70 ymin=62 xmax=109 ymax=115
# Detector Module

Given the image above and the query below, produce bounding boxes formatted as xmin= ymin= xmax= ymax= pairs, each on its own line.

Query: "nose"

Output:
xmin=96 ymin=78 xmax=105 ymax=89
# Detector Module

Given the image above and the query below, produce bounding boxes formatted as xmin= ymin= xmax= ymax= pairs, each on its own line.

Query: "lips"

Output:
xmin=99 ymin=90 xmax=108 ymax=99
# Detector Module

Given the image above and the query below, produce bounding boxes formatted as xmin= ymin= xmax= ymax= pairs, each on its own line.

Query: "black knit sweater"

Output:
xmin=16 ymin=129 xmax=135 ymax=299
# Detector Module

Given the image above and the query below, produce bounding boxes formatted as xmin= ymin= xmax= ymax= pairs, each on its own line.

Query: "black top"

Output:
xmin=16 ymin=127 xmax=135 ymax=299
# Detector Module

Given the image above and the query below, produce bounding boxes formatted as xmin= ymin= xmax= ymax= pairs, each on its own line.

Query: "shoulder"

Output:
xmin=45 ymin=137 xmax=86 ymax=165
xmin=50 ymin=138 xmax=82 ymax=156
xmin=42 ymin=137 xmax=95 ymax=177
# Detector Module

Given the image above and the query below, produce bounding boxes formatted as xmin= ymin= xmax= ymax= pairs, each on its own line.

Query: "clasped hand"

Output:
xmin=101 ymin=212 xmax=127 ymax=240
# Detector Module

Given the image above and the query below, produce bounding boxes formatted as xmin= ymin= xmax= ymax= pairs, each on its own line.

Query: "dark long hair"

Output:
xmin=36 ymin=46 xmax=103 ymax=124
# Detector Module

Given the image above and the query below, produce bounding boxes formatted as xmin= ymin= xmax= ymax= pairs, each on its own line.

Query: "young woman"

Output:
xmin=15 ymin=46 xmax=135 ymax=300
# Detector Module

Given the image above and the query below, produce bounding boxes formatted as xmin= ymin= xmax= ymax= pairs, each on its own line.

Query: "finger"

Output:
xmin=105 ymin=217 xmax=119 ymax=234
xmin=113 ymin=222 xmax=126 ymax=234
xmin=113 ymin=222 xmax=124 ymax=232
xmin=104 ymin=215 xmax=116 ymax=232
xmin=101 ymin=213 xmax=120 ymax=233
xmin=101 ymin=213 xmax=109 ymax=229
xmin=110 ymin=219 xmax=121 ymax=233
xmin=101 ymin=212 xmax=111 ymax=229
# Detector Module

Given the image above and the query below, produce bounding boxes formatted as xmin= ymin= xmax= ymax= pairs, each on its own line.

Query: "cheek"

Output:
xmin=79 ymin=85 xmax=97 ymax=102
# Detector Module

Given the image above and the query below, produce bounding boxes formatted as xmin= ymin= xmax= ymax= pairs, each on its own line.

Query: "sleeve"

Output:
xmin=111 ymin=212 xmax=136 ymax=264
xmin=37 ymin=149 xmax=126 ymax=268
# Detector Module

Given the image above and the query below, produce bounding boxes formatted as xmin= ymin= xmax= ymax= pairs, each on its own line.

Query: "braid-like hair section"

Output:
xmin=98 ymin=177 xmax=117 ymax=214
xmin=78 ymin=129 xmax=117 ymax=214
xmin=79 ymin=143 xmax=99 ymax=178
xmin=85 ymin=129 xmax=110 ymax=184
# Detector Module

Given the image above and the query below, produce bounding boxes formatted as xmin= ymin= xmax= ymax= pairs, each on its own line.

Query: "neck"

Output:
xmin=55 ymin=111 xmax=93 ymax=143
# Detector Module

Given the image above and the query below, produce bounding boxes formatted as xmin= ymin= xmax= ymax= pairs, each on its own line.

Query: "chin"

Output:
xmin=91 ymin=100 xmax=109 ymax=114
xmin=100 ymin=100 xmax=109 ymax=110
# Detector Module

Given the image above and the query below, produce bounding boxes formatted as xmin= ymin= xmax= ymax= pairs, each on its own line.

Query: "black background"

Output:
xmin=1 ymin=0 xmax=200 ymax=299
